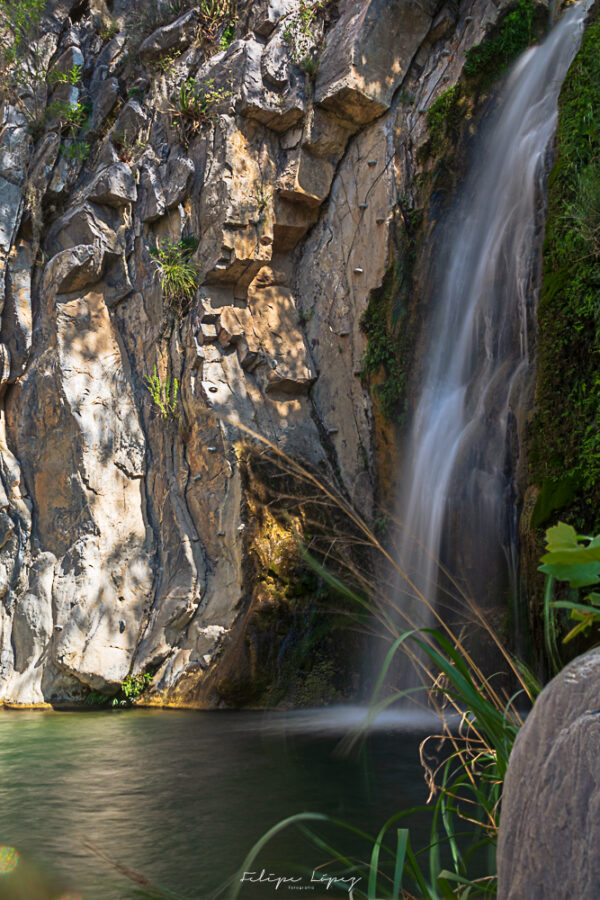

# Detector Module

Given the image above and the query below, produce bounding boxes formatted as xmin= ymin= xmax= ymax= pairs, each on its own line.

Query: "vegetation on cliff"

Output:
xmin=531 ymin=5 xmax=600 ymax=534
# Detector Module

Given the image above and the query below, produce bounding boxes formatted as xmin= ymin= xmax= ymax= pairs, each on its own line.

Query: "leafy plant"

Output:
xmin=145 ymin=365 xmax=179 ymax=420
xmin=48 ymin=63 xmax=82 ymax=86
xmin=47 ymin=98 xmax=89 ymax=136
xmin=540 ymin=521 xmax=600 ymax=646
xmin=121 ymin=673 xmax=153 ymax=703
xmin=112 ymin=130 xmax=147 ymax=162
xmin=85 ymin=674 xmax=154 ymax=709
xmin=0 ymin=0 xmax=49 ymax=124
xmin=255 ymin=185 xmax=272 ymax=215
xmin=219 ymin=20 xmax=236 ymax=51
xmin=61 ymin=139 xmax=90 ymax=162
xmin=149 ymin=236 xmax=200 ymax=314
xmin=171 ymin=76 xmax=232 ymax=145
xmin=282 ymin=0 xmax=329 ymax=66
xmin=99 ymin=18 xmax=119 ymax=41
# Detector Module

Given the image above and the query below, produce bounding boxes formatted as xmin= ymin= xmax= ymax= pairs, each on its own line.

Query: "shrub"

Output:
xmin=0 ymin=0 xmax=48 ymax=123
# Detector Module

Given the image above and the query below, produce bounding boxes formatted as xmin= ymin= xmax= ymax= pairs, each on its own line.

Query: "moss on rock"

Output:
xmin=530 ymin=4 xmax=600 ymax=534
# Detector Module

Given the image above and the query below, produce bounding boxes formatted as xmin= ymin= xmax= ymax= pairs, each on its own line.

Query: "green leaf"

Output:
xmin=544 ymin=521 xmax=580 ymax=552
xmin=539 ymin=561 xmax=600 ymax=588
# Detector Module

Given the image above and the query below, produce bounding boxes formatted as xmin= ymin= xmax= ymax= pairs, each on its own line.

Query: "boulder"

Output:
xmin=498 ymin=649 xmax=600 ymax=900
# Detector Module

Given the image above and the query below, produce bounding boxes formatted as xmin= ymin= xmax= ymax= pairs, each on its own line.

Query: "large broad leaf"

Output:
xmin=541 ymin=546 xmax=600 ymax=565
xmin=539 ymin=561 xmax=600 ymax=588
xmin=545 ymin=522 xmax=580 ymax=552
xmin=541 ymin=523 xmax=600 ymax=565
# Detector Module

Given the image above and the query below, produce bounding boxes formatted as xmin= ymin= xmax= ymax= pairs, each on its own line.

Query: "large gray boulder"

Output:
xmin=498 ymin=649 xmax=600 ymax=899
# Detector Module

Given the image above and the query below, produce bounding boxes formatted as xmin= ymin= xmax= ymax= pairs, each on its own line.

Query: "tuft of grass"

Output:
xmin=149 ymin=236 xmax=200 ymax=314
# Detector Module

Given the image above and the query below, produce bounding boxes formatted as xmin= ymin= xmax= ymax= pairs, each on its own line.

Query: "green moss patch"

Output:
xmin=531 ymin=6 xmax=600 ymax=532
xmin=359 ymin=213 xmax=420 ymax=423
xmin=464 ymin=0 xmax=541 ymax=85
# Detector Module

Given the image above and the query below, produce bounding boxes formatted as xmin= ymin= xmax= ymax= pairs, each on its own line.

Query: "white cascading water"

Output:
xmin=394 ymin=3 xmax=590 ymax=638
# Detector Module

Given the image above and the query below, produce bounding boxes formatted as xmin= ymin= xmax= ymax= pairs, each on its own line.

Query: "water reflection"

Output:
xmin=0 ymin=709 xmax=432 ymax=899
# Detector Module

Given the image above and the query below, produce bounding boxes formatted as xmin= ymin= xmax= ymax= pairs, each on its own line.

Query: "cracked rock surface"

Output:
xmin=0 ymin=0 xmax=526 ymax=706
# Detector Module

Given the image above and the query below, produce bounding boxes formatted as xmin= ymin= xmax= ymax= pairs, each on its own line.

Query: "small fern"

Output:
xmin=144 ymin=365 xmax=179 ymax=420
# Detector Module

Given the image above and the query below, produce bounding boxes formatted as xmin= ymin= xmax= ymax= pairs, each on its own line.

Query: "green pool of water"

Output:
xmin=0 ymin=707 xmax=434 ymax=899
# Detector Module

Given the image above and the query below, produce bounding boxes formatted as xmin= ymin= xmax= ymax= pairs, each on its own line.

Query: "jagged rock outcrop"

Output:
xmin=0 ymin=0 xmax=537 ymax=707
xmin=498 ymin=649 xmax=600 ymax=900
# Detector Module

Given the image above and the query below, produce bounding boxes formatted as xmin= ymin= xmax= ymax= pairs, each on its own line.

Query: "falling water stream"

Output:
xmin=394 ymin=2 xmax=590 ymax=636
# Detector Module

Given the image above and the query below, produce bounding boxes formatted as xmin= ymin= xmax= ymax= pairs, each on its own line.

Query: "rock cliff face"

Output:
xmin=0 ymin=0 xmax=538 ymax=707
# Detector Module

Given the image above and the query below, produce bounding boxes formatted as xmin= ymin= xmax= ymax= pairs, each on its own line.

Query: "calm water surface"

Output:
xmin=0 ymin=707 xmax=434 ymax=899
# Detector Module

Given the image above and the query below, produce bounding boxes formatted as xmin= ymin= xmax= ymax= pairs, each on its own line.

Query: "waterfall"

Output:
xmin=393 ymin=3 xmax=589 ymax=643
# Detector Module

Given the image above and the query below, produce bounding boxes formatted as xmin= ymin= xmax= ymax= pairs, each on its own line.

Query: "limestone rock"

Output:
xmin=139 ymin=8 xmax=200 ymax=59
xmin=88 ymin=162 xmax=137 ymax=207
xmin=43 ymin=244 xmax=106 ymax=293
xmin=316 ymin=0 xmax=438 ymax=125
xmin=498 ymin=649 xmax=600 ymax=900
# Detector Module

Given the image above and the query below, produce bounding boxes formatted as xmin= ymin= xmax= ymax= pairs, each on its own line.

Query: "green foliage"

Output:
xmin=531 ymin=10 xmax=600 ymax=533
xmin=85 ymin=674 xmax=154 ymax=709
xmin=0 ymin=0 xmax=48 ymax=122
xmin=464 ymin=0 xmax=537 ymax=83
xmin=46 ymin=98 xmax=89 ymax=136
xmin=48 ymin=63 xmax=82 ymax=86
xmin=121 ymin=673 xmax=153 ymax=703
xmin=61 ymin=139 xmax=90 ymax=162
xmin=360 ymin=256 xmax=412 ymax=424
xmin=541 ymin=522 xmax=600 ymax=646
xmin=149 ymin=236 xmax=200 ymax=313
xmin=99 ymin=18 xmax=119 ymax=41
xmin=171 ymin=76 xmax=232 ymax=145
xmin=282 ymin=0 xmax=329 ymax=69
xmin=425 ymin=85 xmax=461 ymax=158
xmin=219 ymin=20 xmax=236 ymax=50
xmin=145 ymin=365 xmax=179 ymax=420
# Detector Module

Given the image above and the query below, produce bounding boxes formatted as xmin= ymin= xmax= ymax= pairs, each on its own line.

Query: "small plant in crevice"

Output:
xmin=150 ymin=235 xmax=200 ymax=314
xmin=99 ymin=17 xmax=119 ymax=42
xmin=46 ymin=97 xmax=90 ymax=136
xmin=145 ymin=364 xmax=179 ymax=420
xmin=255 ymin=184 xmax=272 ymax=216
xmin=61 ymin=139 xmax=90 ymax=162
xmin=282 ymin=0 xmax=330 ymax=67
xmin=170 ymin=76 xmax=232 ymax=145
xmin=112 ymin=129 xmax=147 ymax=163
xmin=48 ymin=63 xmax=82 ymax=86
xmin=85 ymin=673 xmax=154 ymax=708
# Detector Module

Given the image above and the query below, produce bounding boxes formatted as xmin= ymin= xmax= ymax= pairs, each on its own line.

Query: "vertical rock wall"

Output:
xmin=0 ymin=0 xmax=532 ymax=707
